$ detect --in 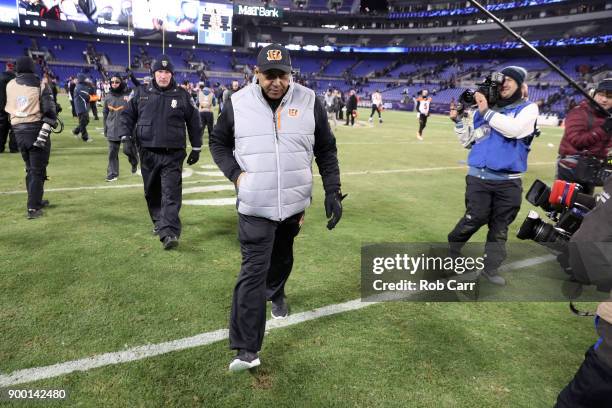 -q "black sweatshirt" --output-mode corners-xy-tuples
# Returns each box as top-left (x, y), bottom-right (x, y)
(209, 91), (341, 194)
